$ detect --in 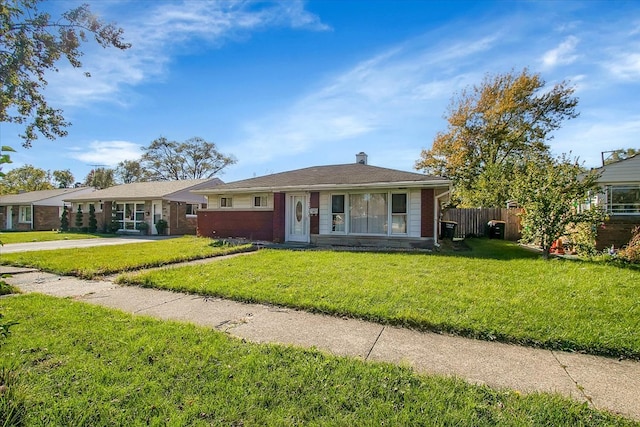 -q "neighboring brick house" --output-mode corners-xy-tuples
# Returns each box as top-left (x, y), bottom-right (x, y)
(0, 187), (95, 231)
(590, 155), (640, 250)
(194, 153), (452, 248)
(64, 179), (222, 235)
